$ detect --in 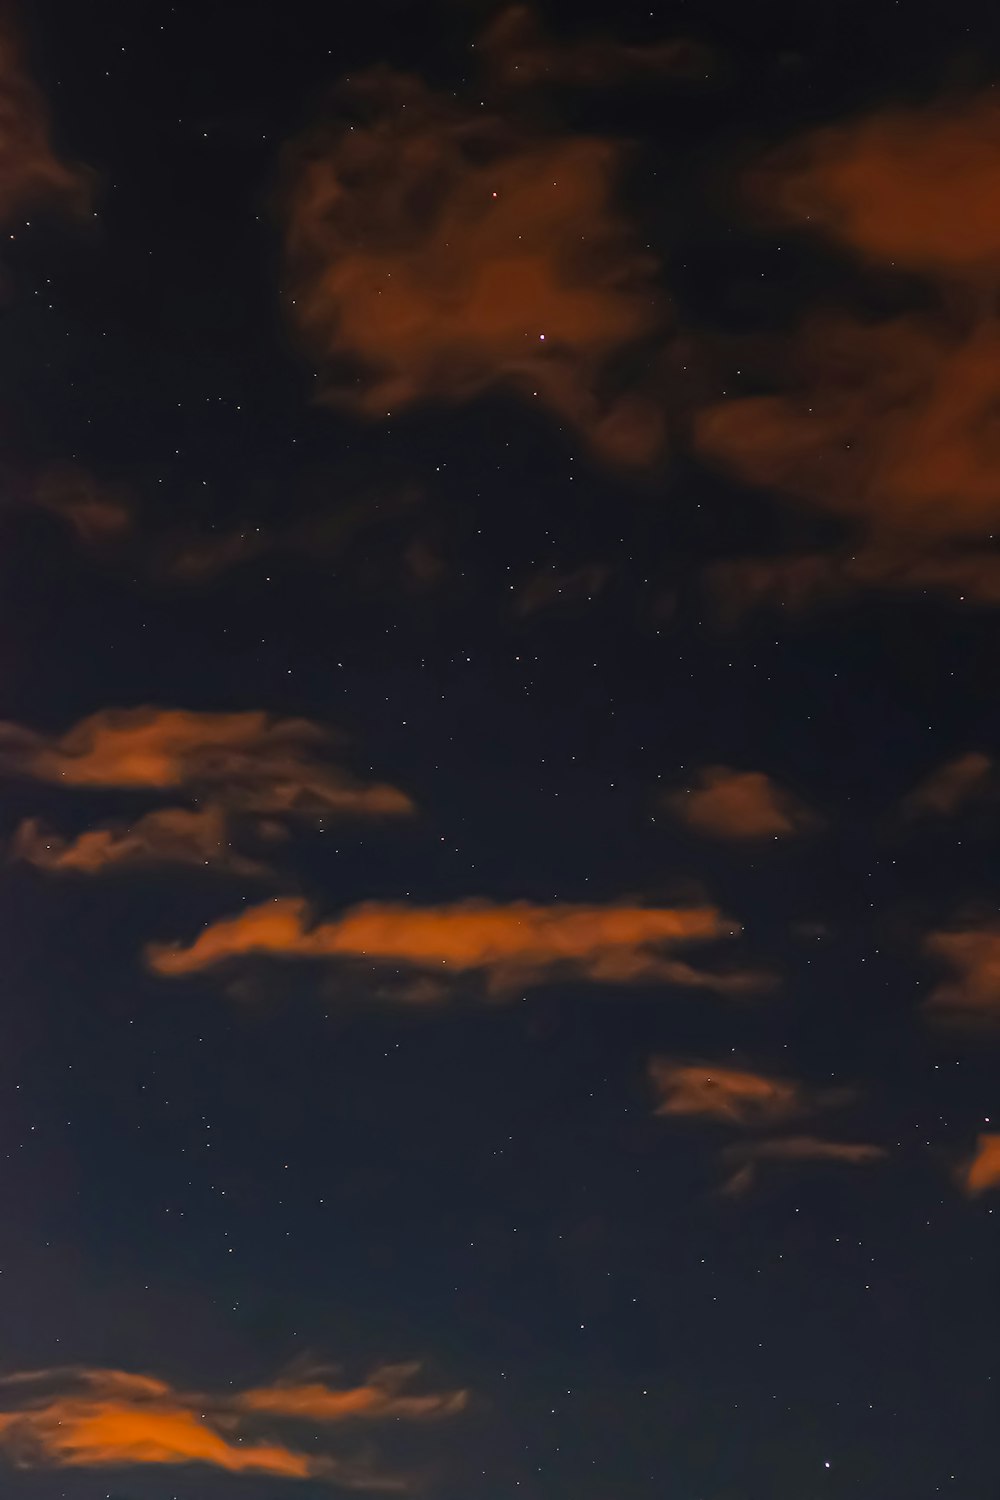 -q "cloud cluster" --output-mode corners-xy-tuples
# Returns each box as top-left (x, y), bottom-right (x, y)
(2, 707), (412, 877)
(281, 66), (667, 467)
(145, 894), (758, 995)
(0, 1362), (465, 1486)
(665, 766), (814, 840)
